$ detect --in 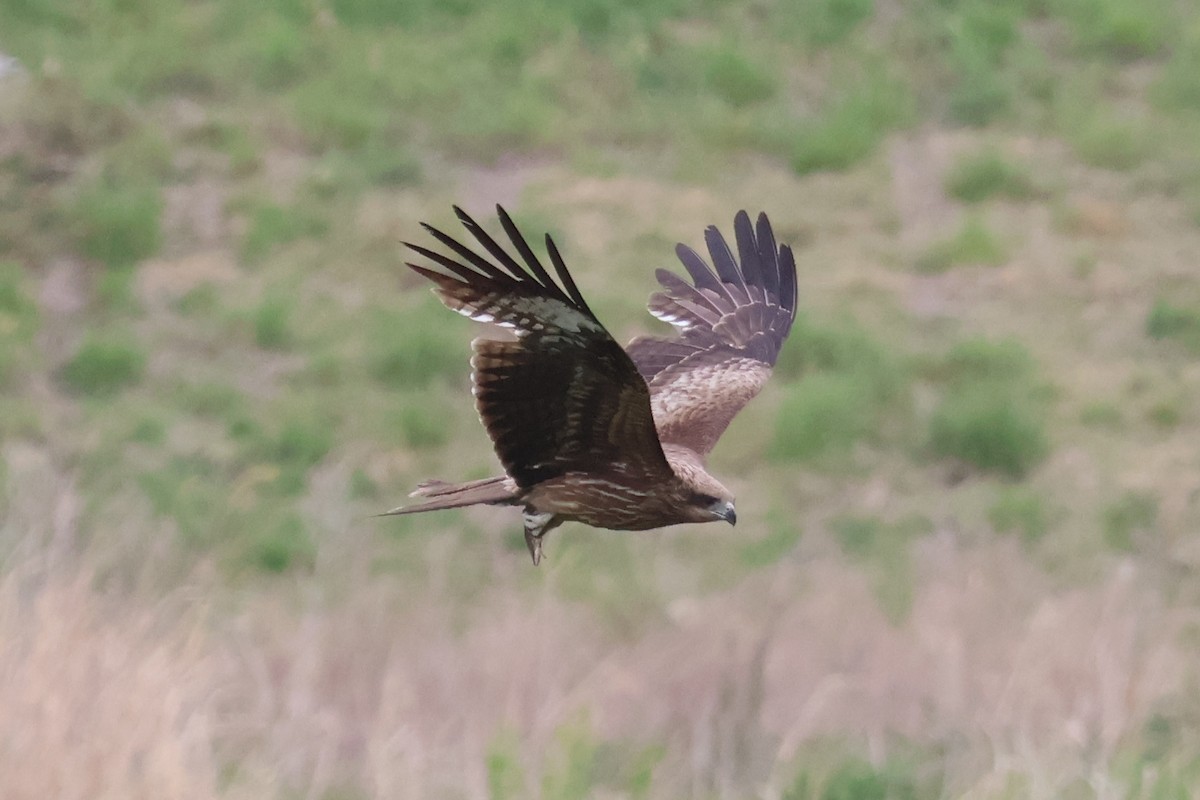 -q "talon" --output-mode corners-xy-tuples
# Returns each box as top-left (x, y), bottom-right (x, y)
(525, 529), (543, 566)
